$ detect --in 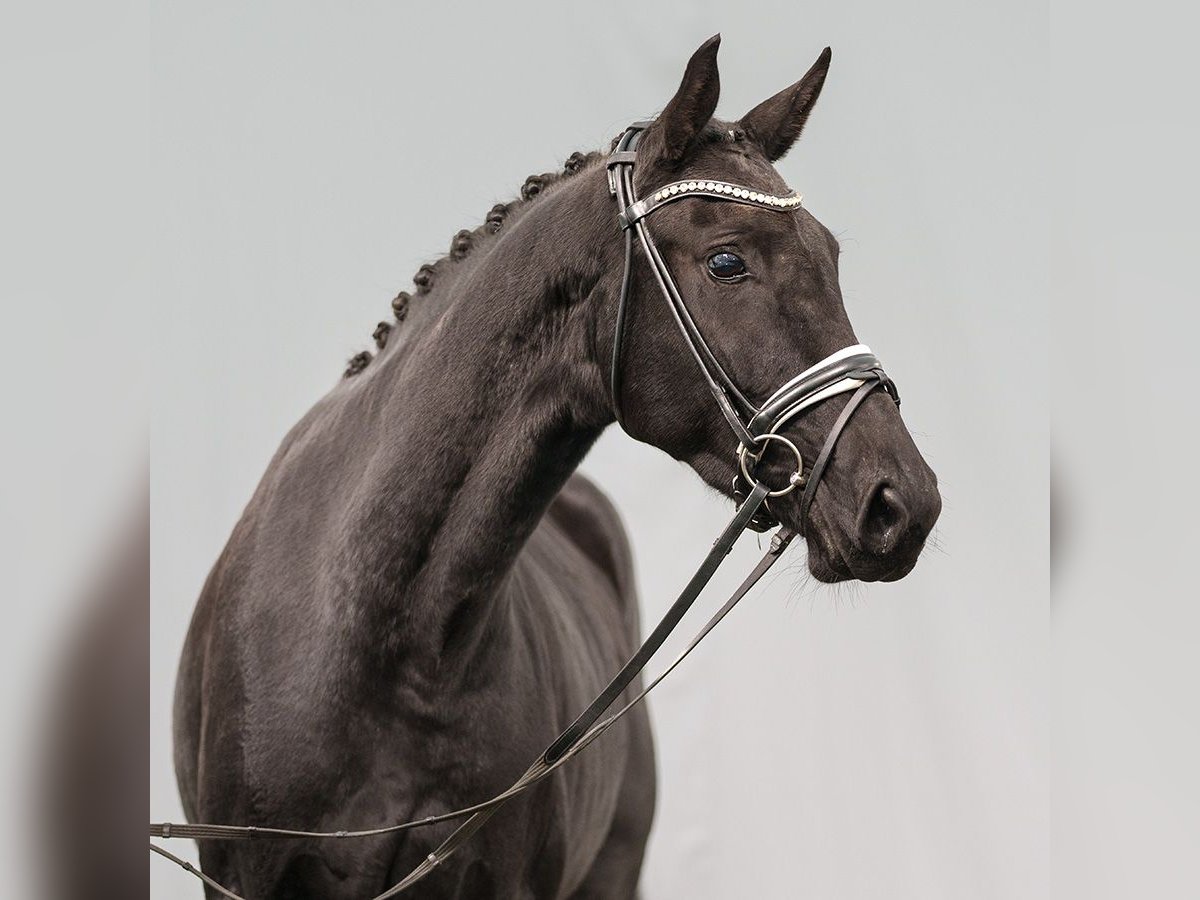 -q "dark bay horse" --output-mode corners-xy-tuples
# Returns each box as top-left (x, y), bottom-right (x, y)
(173, 36), (940, 899)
